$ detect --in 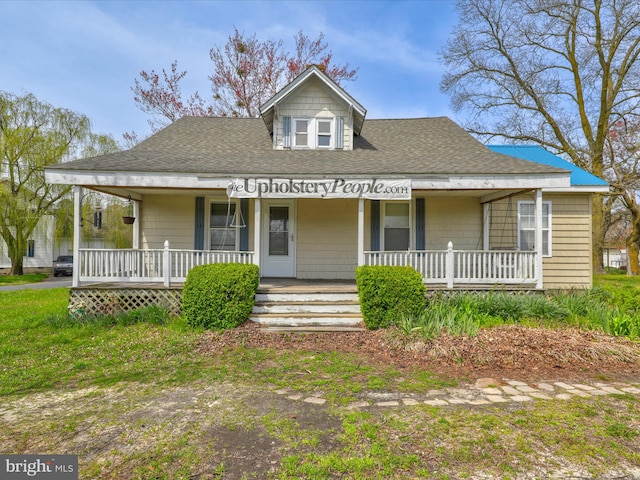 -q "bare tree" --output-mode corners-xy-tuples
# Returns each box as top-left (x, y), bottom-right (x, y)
(605, 118), (640, 273)
(441, 0), (640, 272)
(130, 29), (357, 135)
